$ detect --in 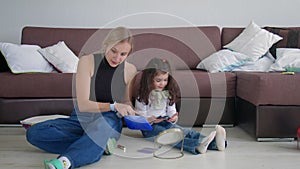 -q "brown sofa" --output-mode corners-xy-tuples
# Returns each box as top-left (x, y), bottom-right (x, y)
(1, 26), (299, 141)
(222, 27), (300, 140)
(0, 26), (236, 128)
